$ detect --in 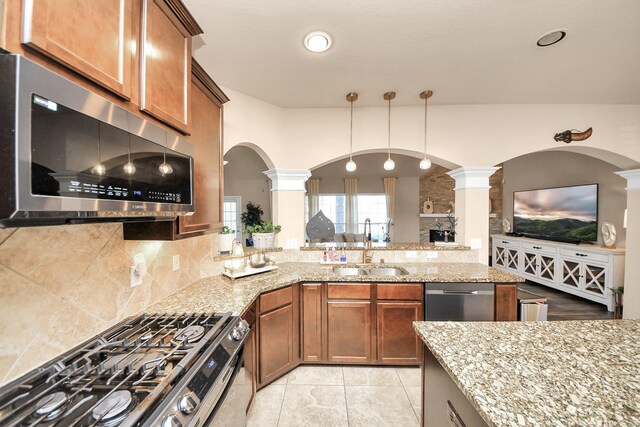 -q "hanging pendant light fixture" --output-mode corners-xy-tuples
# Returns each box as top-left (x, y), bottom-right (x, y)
(383, 91), (396, 171)
(159, 134), (174, 176)
(419, 90), (433, 170)
(91, 122), (106, 176)
(345, 92), (358, 172)
(123, 134), (136, 176)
